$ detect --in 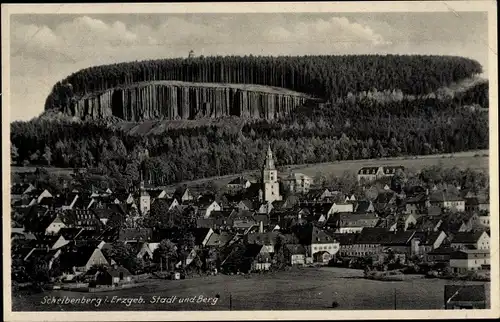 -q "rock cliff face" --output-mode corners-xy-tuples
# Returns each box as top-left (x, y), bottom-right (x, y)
(68, 81), (310, 121)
